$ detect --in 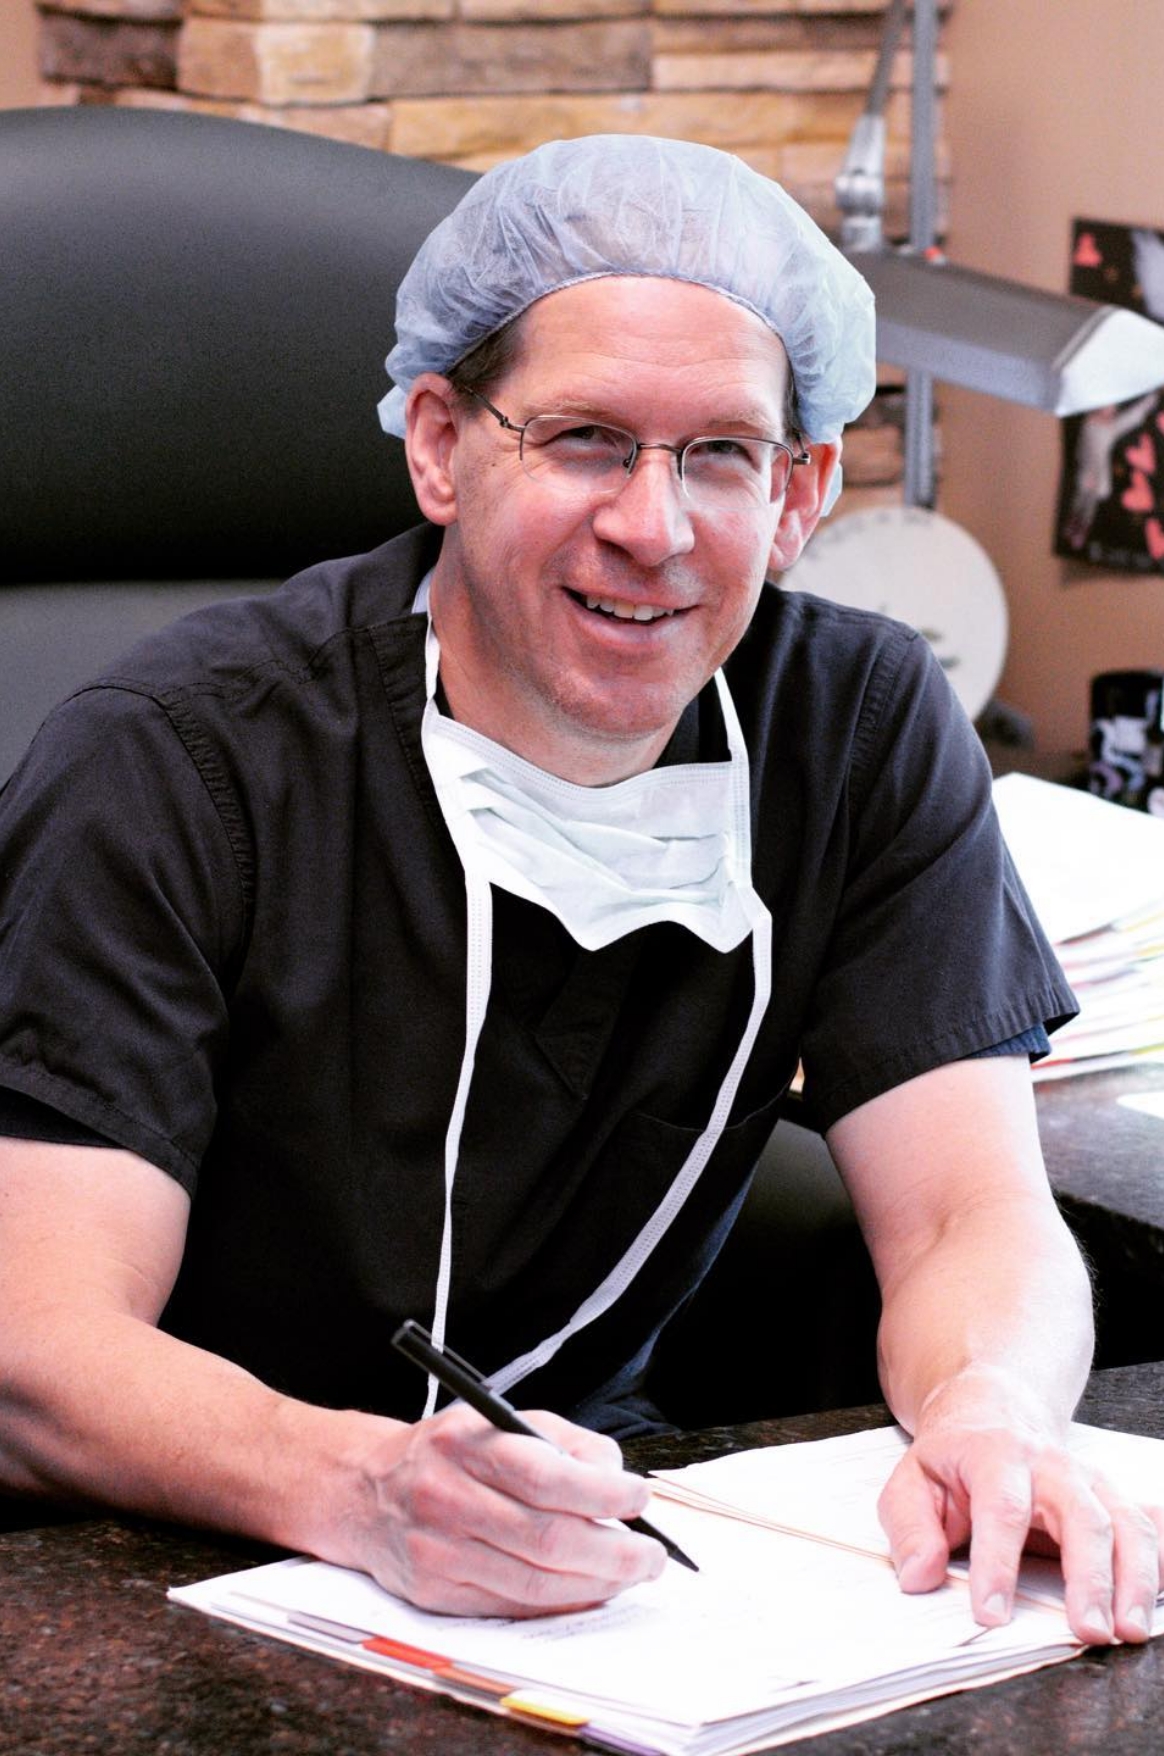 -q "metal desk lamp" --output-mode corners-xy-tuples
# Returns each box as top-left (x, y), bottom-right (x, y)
(788, 0), (1164, 726)
(838, 0), (1164, 507)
